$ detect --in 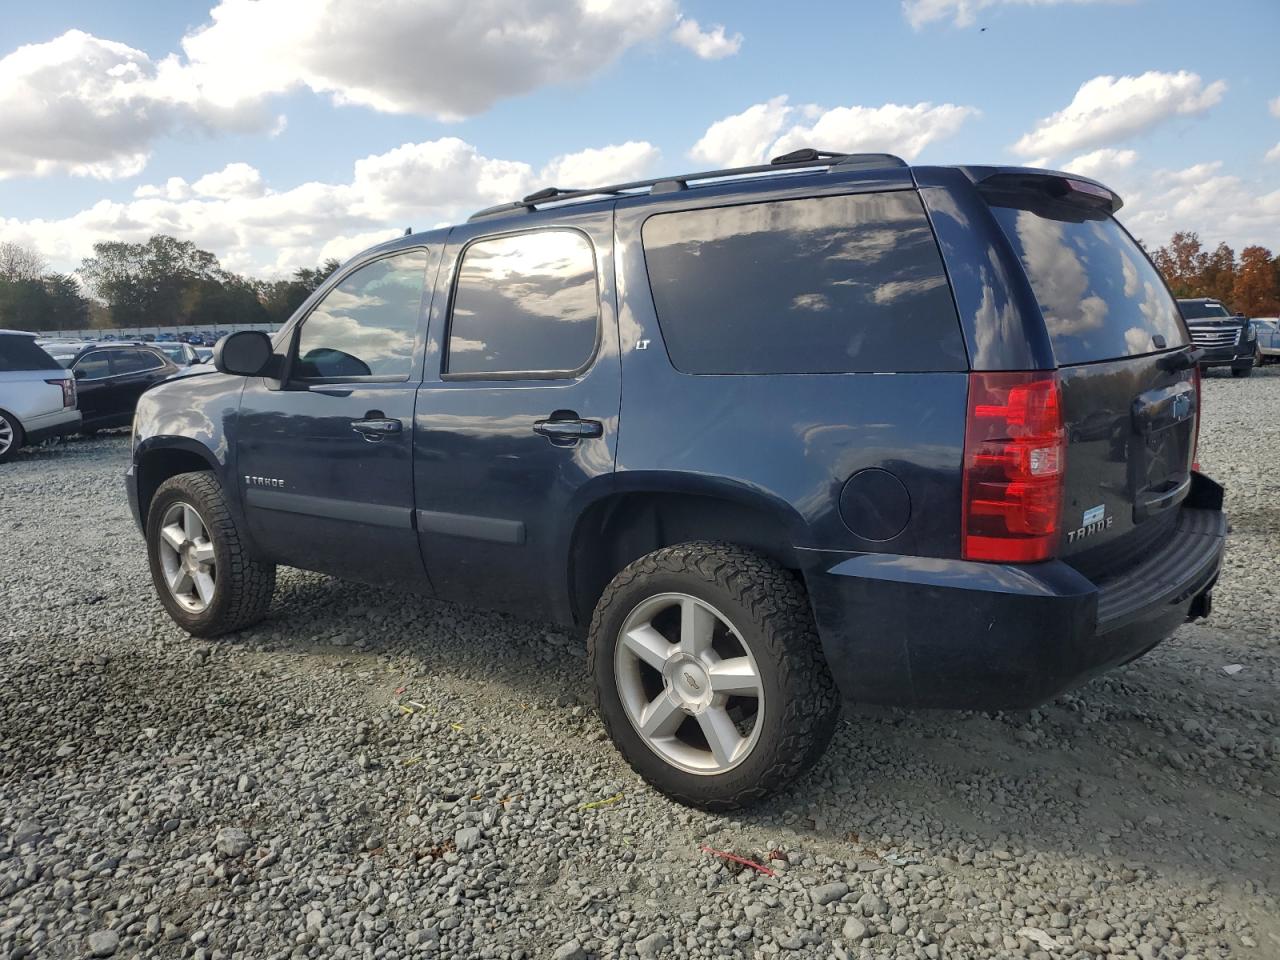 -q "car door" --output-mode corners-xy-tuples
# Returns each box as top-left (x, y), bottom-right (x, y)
(70, 350), (115, 425)
(109, 348), (171, 420)
(414, 210), (621, 623)
(235, 245), (436, 590)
